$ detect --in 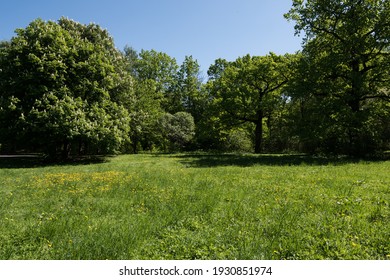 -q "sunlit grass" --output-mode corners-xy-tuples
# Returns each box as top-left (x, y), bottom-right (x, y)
(0, 154), (389, 259)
